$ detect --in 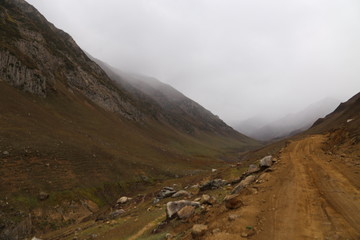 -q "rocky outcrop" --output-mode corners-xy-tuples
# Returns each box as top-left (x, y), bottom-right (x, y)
(231, 175), (256, 194)
(166, 200), (200, 219)
(157, 187), (176, 200)
(1, 1), (143, 120)
(200, 179), (227, 191)
(259, 155), (273, 168)
(0, 50), (47, 96)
